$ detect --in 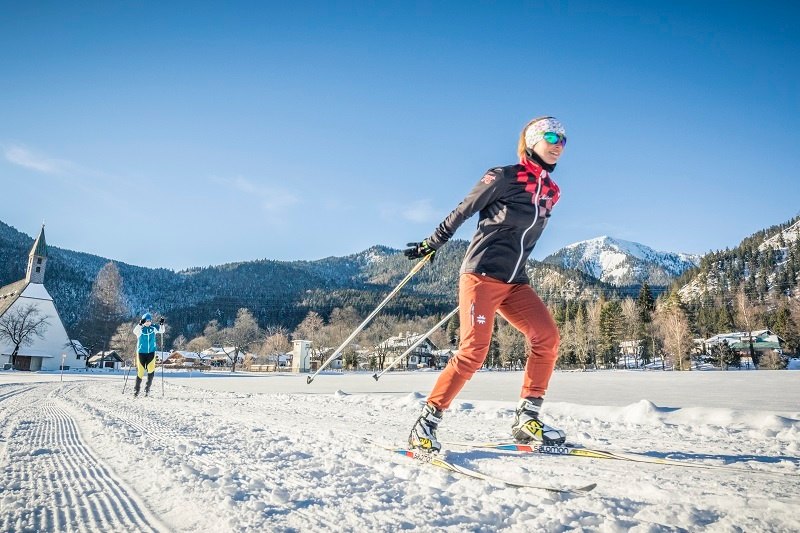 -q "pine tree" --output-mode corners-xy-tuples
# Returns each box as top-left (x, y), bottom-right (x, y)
(446, 312), (460, 347)
(637, 283), (655, 324)
(598, 300), (622, 368)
